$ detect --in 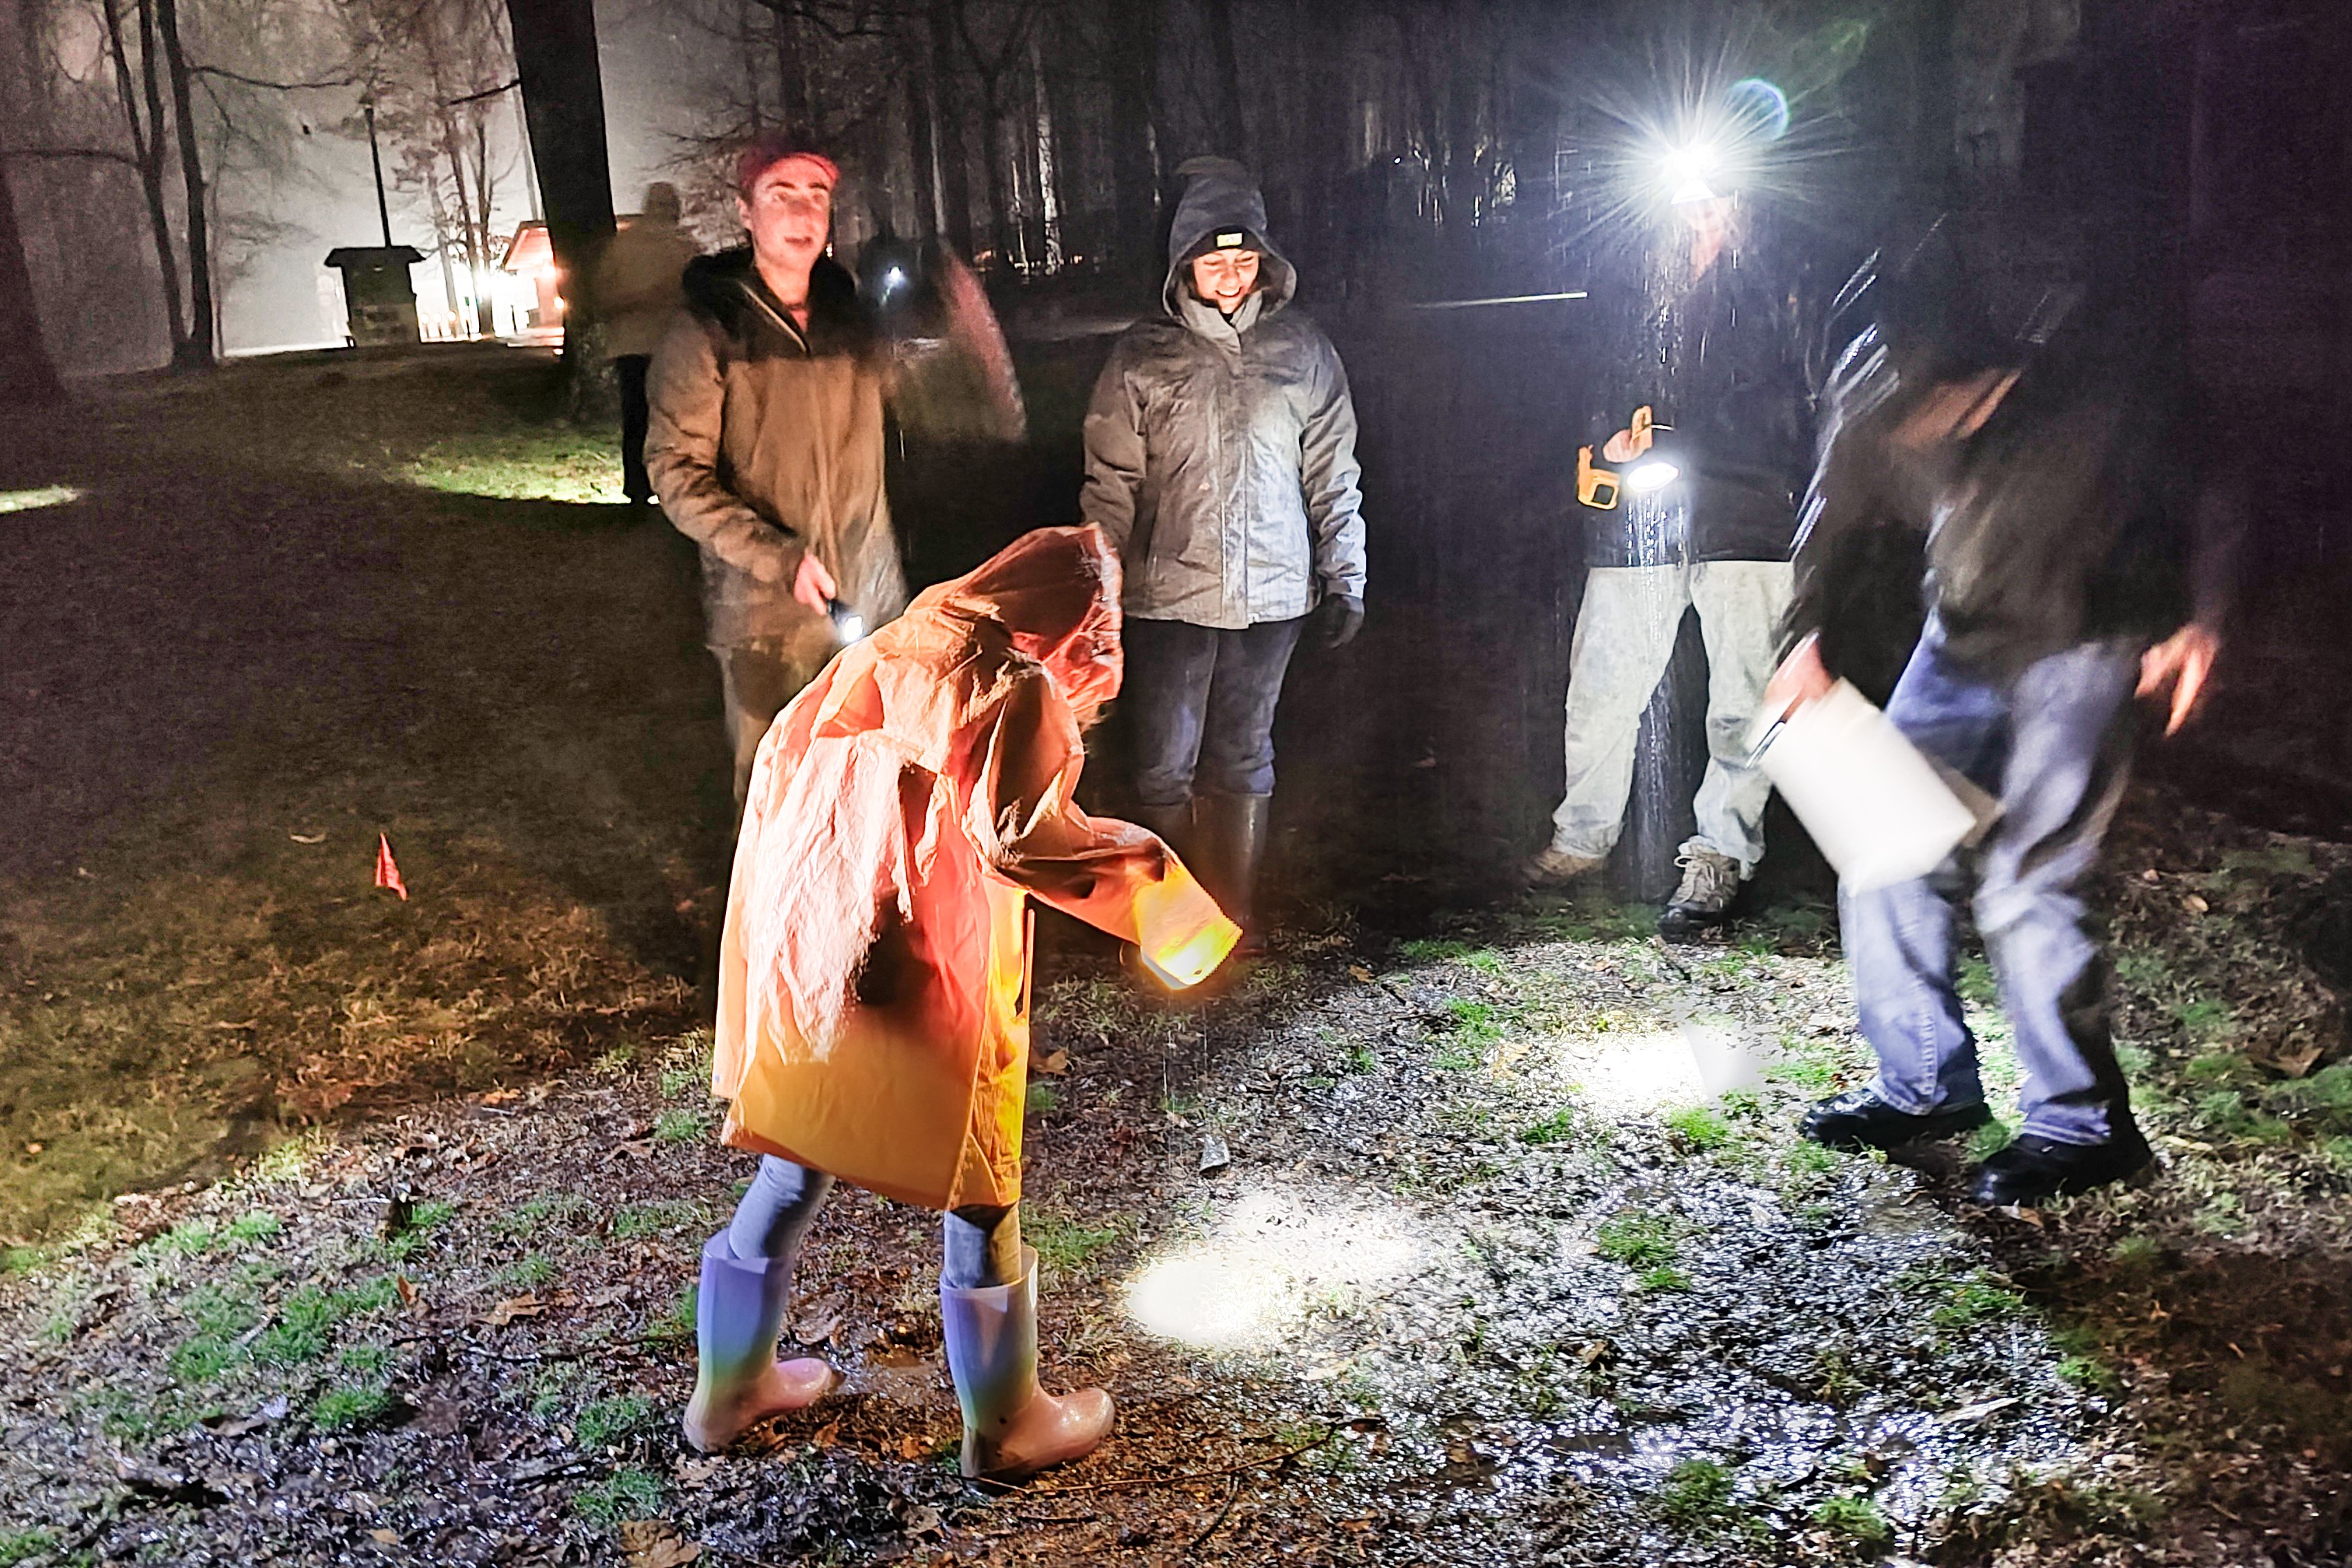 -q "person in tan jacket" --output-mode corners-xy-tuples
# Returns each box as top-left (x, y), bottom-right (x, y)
(646, 138), (1021, 803)
(683, 525), (1237, 1479)
(595, 182), (699, 505)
